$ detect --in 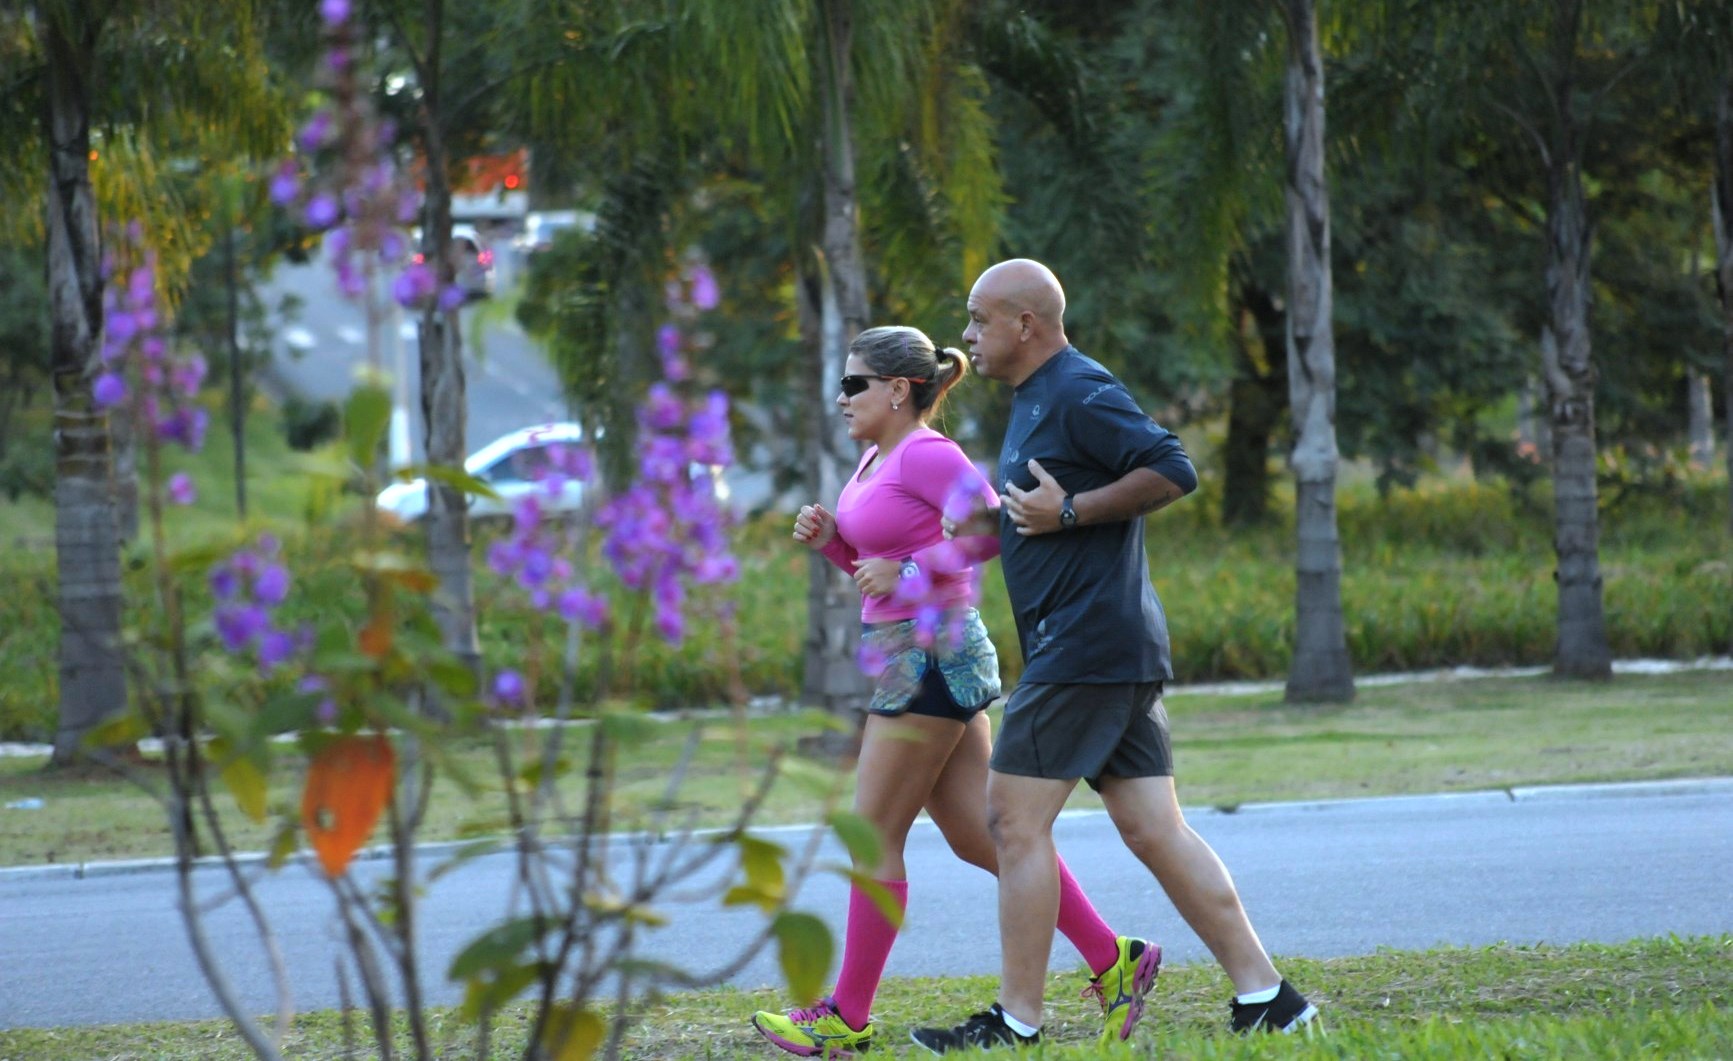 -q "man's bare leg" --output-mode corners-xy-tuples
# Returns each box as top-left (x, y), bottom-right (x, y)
(1098, 774), (1280, 993)
(985, 771), (1078, 1026)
